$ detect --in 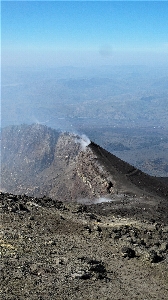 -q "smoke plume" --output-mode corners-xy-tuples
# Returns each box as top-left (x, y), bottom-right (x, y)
(75, 134), (91, 151)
